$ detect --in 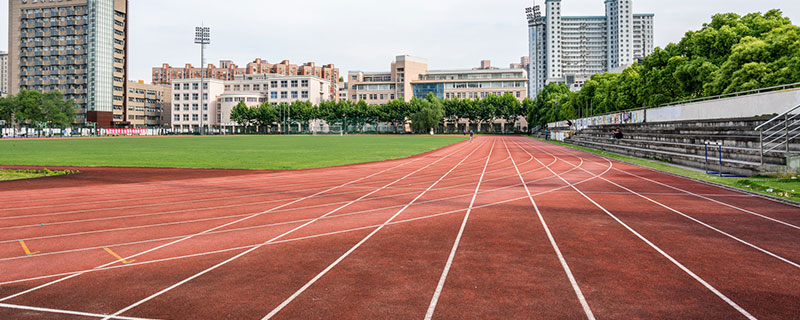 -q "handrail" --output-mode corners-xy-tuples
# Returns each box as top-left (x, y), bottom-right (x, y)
(755, 104), (800, 131)
(658, 82), (800, 108)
